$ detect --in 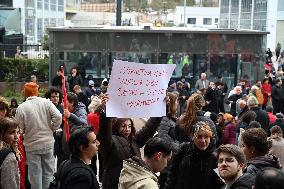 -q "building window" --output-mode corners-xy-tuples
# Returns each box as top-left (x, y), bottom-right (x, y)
(203, 18), (212, 25)
(37, 0), (42, 9)
(50, 18), (56, 27)
(187, 18), (196, 24)
(215, 18), (218, 23)
(25, 18), (35, 36)
(50, 0), (56, 11)
(44, 18), (49, 29)
(37, 18), (43, 42)
(25, 0), (35, 7)
(44, 0), (49, 11)
(57, 18), (64, 26)
(58, 0), (64, 11)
